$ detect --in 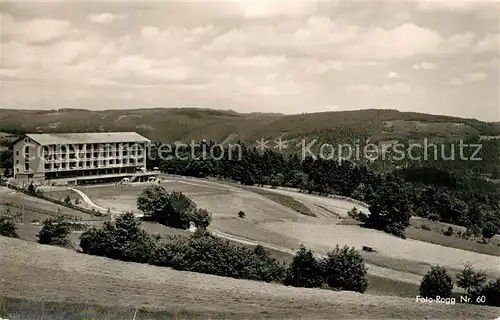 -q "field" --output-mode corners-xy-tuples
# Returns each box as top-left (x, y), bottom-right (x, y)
(2, 236), (499, 320)
(43, 178), (500, 280)
(2, 177), (500, 317)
